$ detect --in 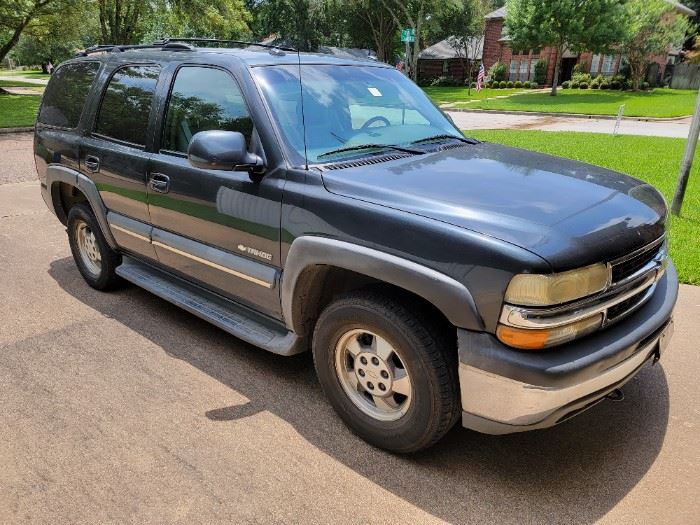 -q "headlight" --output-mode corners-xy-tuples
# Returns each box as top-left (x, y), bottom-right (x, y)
(497, 314), (603, 350)
(504, 263), (610, 306)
